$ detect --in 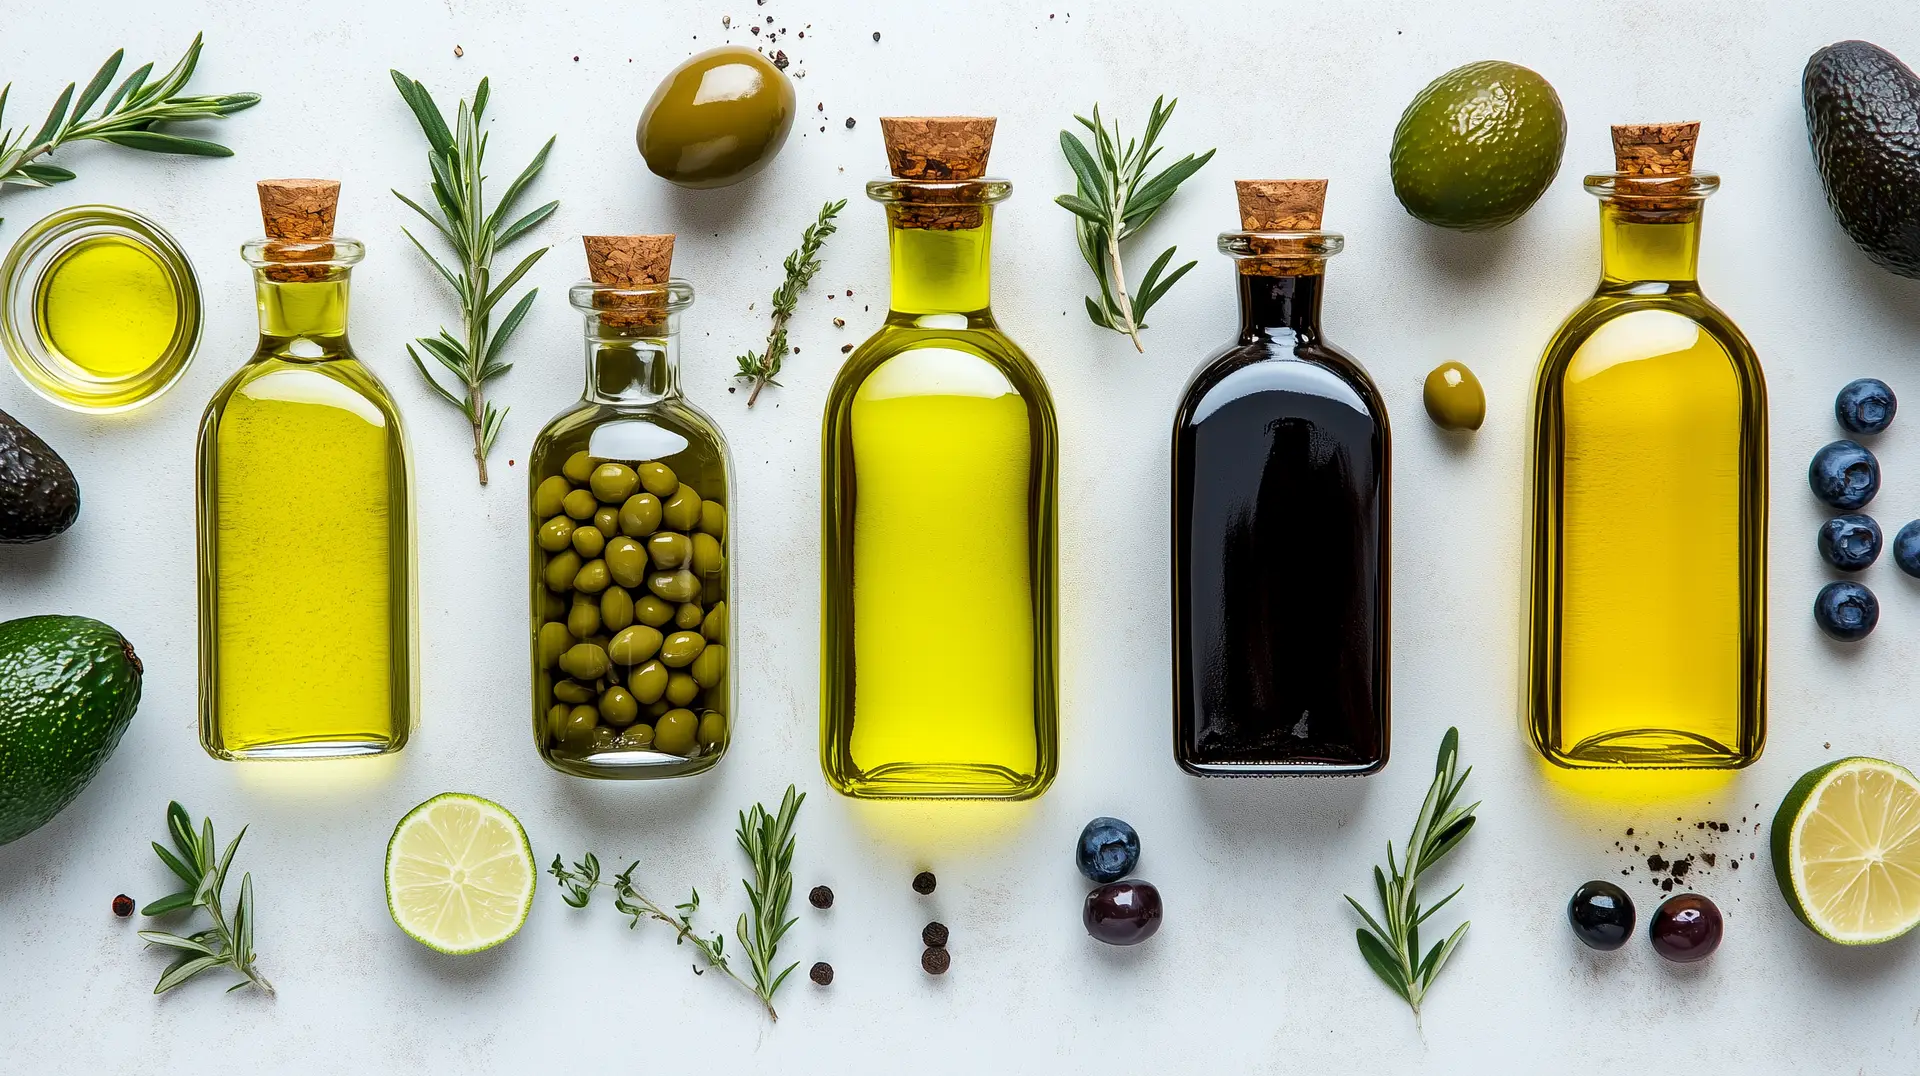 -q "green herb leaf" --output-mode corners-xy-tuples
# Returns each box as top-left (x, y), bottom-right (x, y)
(736, 201), (844, 407)
(141, 802), (273, 998)
(72, 51), (124, 120)
(139, 891), (196, 917)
